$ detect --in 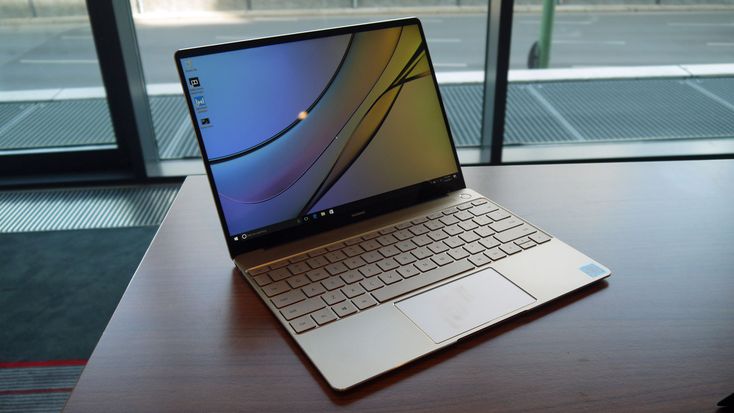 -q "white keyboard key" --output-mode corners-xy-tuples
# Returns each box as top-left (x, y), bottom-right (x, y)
(290, 315), (316, 333)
